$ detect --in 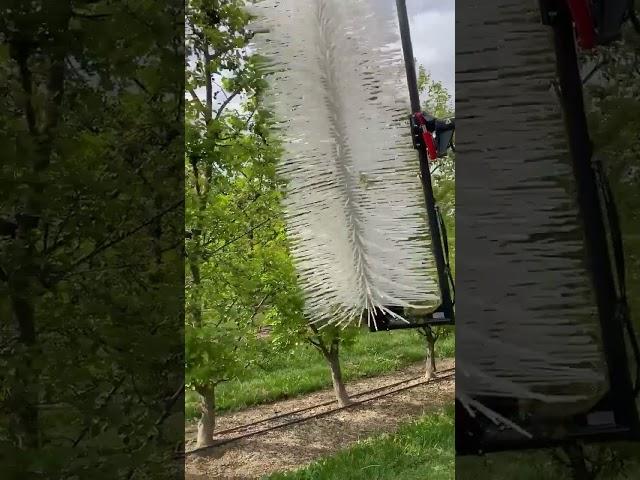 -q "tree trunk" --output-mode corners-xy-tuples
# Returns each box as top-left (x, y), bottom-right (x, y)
(425, 337), (436, 381)
(563, 443), (595, 480)
(195, 387), (216, 448)
(324, 341), (351, 407)
(7, 38), (68, 451)
(12, 277), (40, 449)
(423, 327), (437, 381)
